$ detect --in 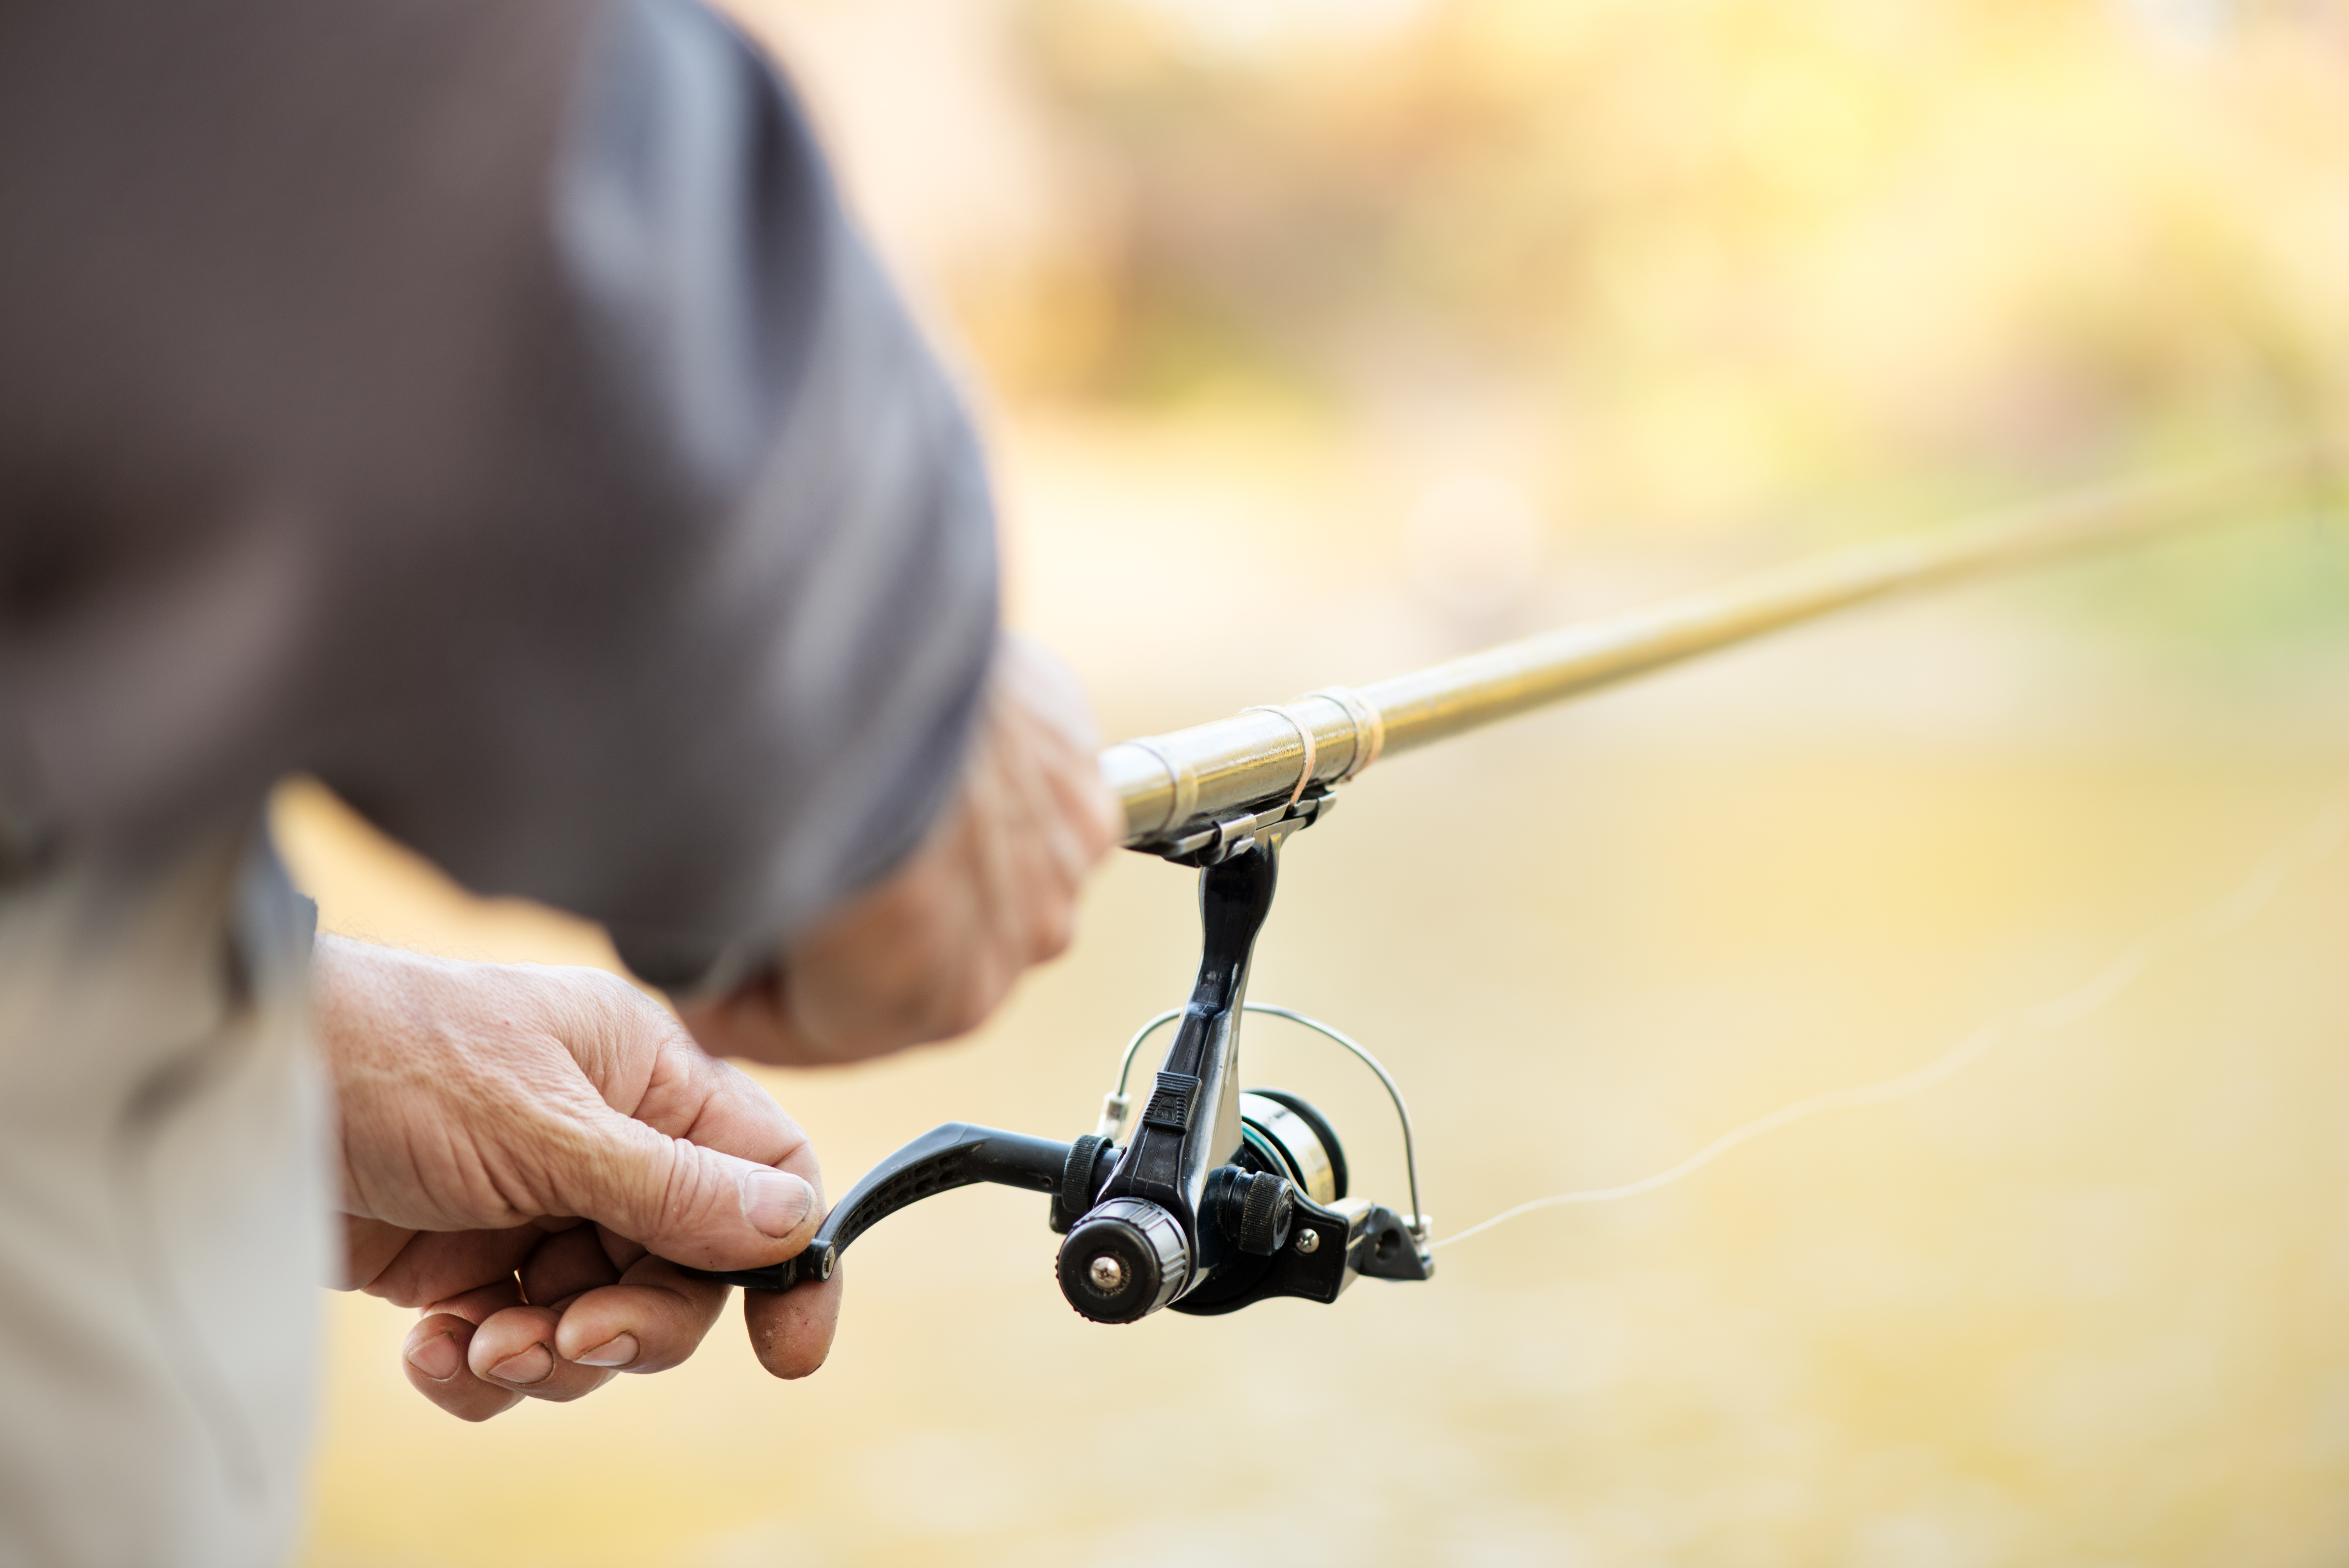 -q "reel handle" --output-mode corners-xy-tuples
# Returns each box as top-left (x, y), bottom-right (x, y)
(681, 1114), (1429, 1309)
(685, 1123), (1088, 1292)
